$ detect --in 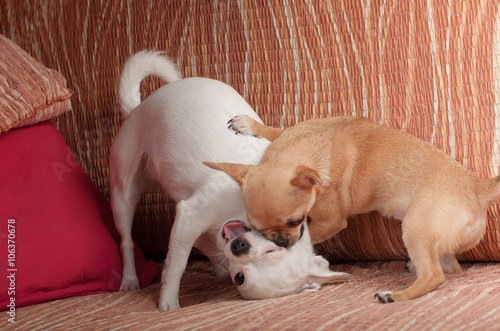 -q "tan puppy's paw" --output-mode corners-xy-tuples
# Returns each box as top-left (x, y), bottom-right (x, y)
(228, 115), (256, 136)
(374, 291), (395, 304)
(228, 114), (284, 141)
